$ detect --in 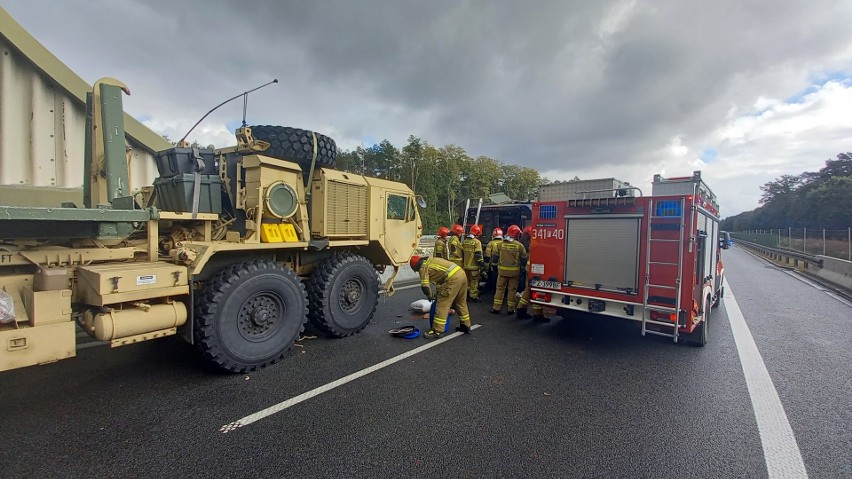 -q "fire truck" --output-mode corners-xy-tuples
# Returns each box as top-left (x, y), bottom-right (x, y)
(528, 171), (724, 345)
